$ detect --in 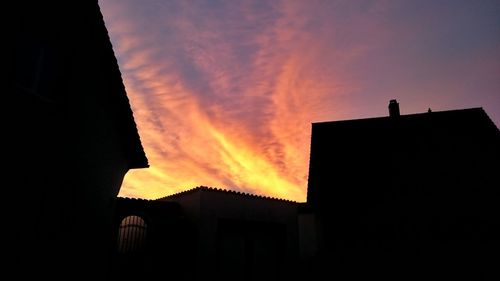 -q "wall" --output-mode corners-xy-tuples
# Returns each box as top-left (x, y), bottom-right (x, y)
(8, 2), (144, 279)
(306, 110), (500, 280)
(165, 189), (300, 281)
